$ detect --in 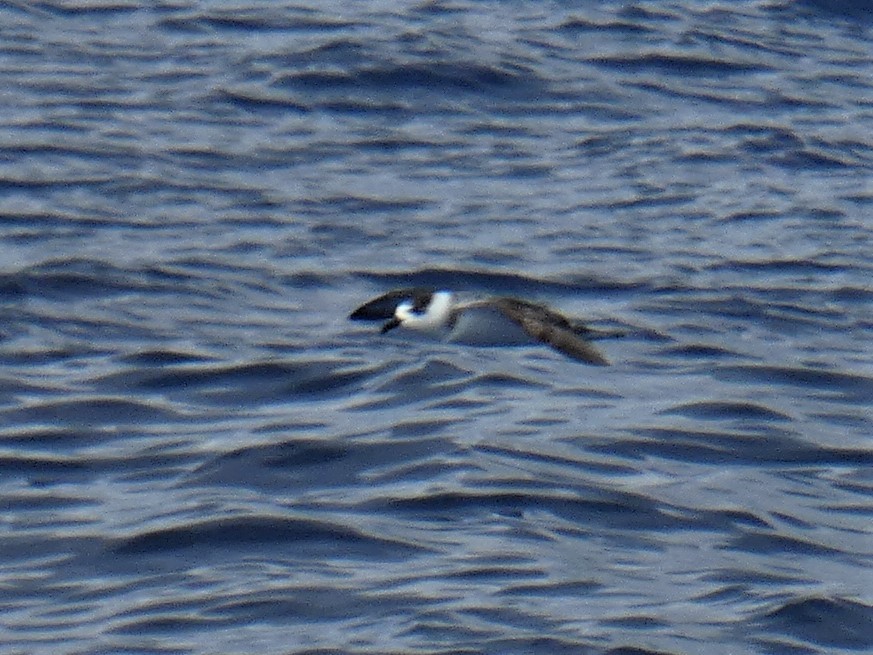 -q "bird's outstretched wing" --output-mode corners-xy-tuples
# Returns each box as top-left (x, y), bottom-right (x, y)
(349, 288), (434, 321)
(492, 297), (610, 366)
